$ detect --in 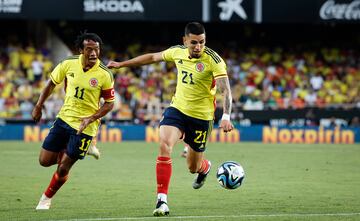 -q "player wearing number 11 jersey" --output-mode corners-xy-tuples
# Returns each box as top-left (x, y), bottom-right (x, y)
(107, 22), (234, 216)
(32, 32), (114, 210)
